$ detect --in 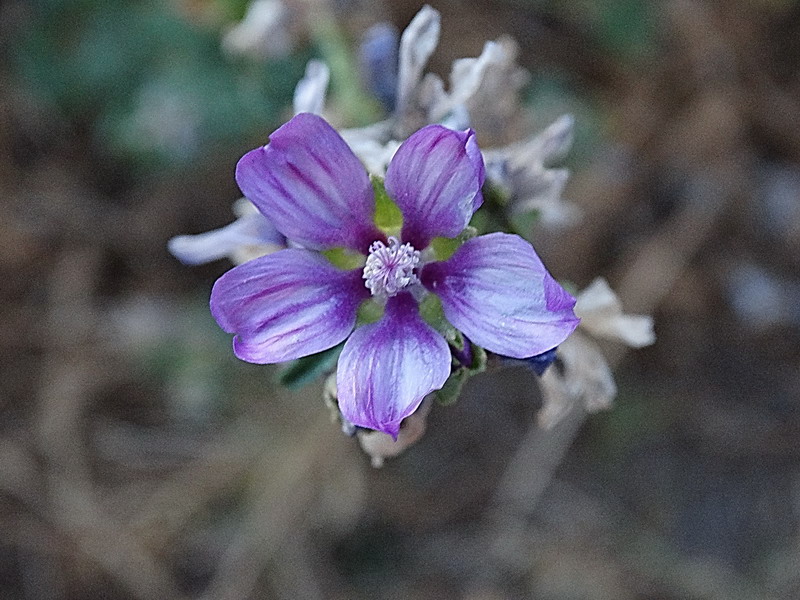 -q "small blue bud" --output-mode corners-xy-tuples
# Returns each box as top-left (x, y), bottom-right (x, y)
(523, 347), (559, 376)
(359, 23), (399, 112)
